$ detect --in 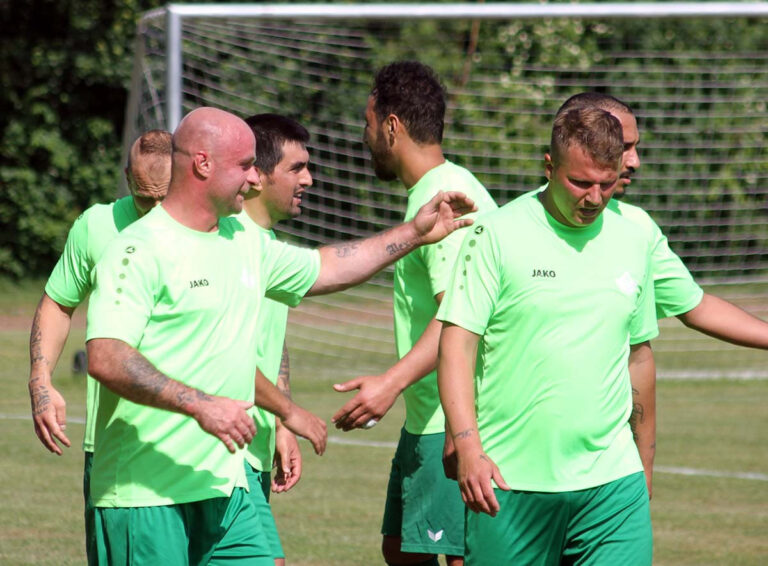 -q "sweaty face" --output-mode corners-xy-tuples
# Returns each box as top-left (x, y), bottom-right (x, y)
(363, 96), (397, 182)
(613, 110), (641, 198)
(544, 144), (620, 227)
(211, 127), (260, 217)
(261, 141), (312, 222)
